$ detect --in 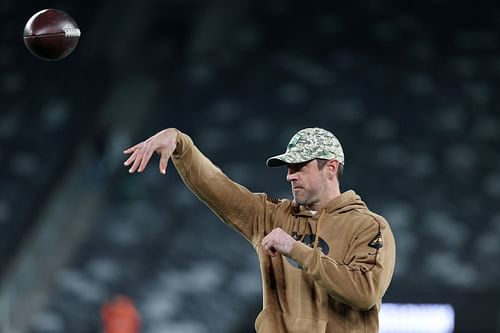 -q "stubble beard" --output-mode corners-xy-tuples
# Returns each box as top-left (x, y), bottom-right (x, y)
(293, 187), (320, 208)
